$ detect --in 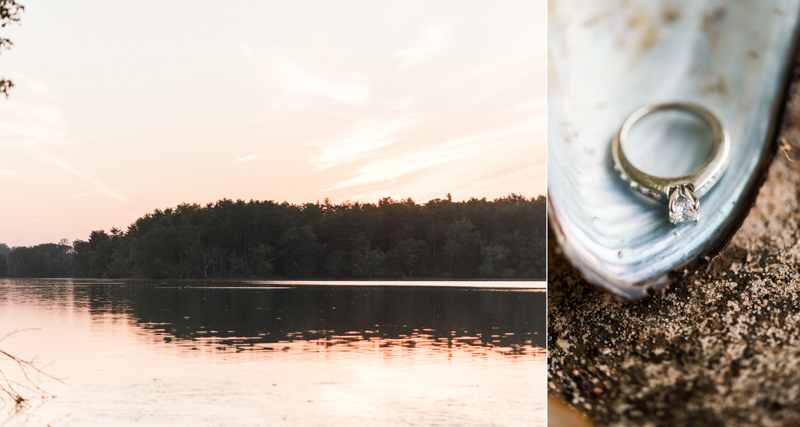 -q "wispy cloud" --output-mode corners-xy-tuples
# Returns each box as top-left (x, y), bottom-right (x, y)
(37, 149), (127, 201)
(439, 54), (543, 102)
(0, 169), (15, 177)
(238, 44), (371, 104)
(504, 95), (547, 113)
(0, 74), (127, 201)
(457, 164), (547, 198)
(393, 24), (451, 70)
(310, 115), (422, 170)
(233, 153), (265, 163)
(326, 119), (542, 191)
